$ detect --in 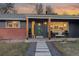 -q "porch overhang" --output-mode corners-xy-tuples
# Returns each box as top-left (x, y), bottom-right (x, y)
(0, 14), (26, 20)
(0, 14), (79, 20)
(28, 15), (79, 20)
(0, 18), (25, 20)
